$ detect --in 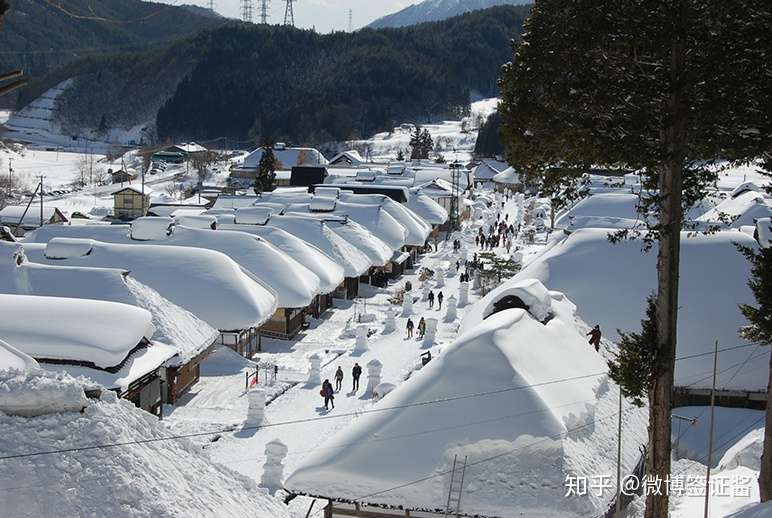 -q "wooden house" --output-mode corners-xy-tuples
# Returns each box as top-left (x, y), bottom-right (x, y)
(112, 185), (152, 220)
